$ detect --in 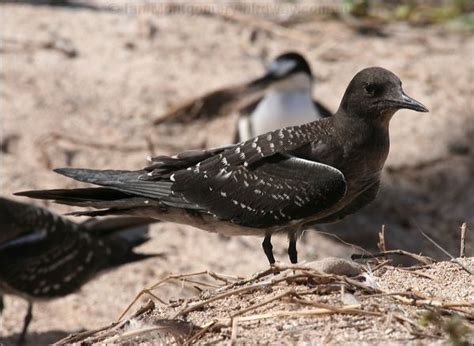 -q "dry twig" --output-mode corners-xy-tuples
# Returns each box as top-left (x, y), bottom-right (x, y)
(378, 225), (387, 252)
(56, 300), (156, 345)
(352, 250), (435, 265)
(62, 256), (474, 345)
(393, 267), (438, 281)
(460, 223), (467, 258)
(118, 271), (241, 321)
(418, 229), (473, 275)
(184, 320), (217, 345)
